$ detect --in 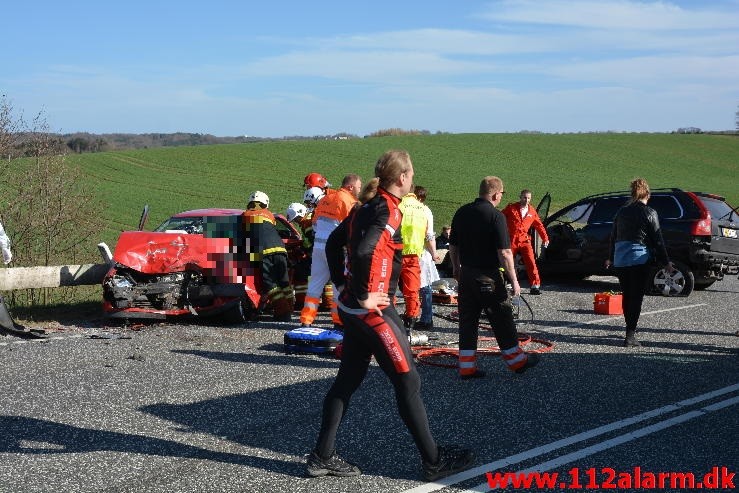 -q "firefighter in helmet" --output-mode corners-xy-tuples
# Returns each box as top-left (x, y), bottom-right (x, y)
(243, 191), (294, 322)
